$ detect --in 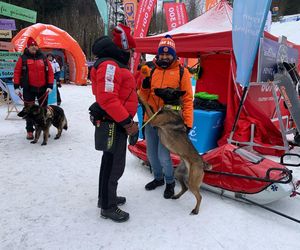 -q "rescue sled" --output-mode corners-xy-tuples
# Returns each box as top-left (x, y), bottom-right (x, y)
(128, 141), (300, 205)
